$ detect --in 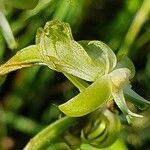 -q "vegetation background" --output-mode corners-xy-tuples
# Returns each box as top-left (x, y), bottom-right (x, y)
(0, 0), (150, 149)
